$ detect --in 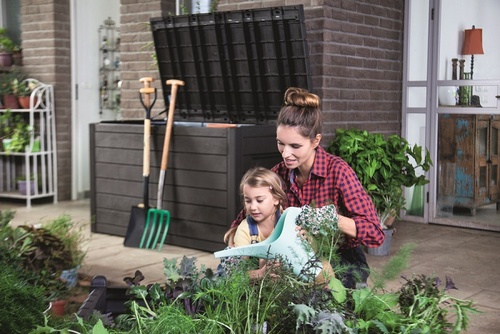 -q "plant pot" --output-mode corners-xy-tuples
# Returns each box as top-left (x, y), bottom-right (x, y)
(367, 228), (394, 256)
(2, 94), (19, 109)
(0, 51), (12, 67)
(31, 138), (41, 152)
(2, 138), (12, 152)
(18, 96), (37, 109)
(60, 266), (80, 288)
(18, 179), (35, 195)
(50, 299), (66, 317)
(11, 50), (22, 66)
